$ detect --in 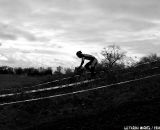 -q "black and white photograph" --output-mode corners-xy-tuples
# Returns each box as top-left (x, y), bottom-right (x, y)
(0, 0), (160, 130)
